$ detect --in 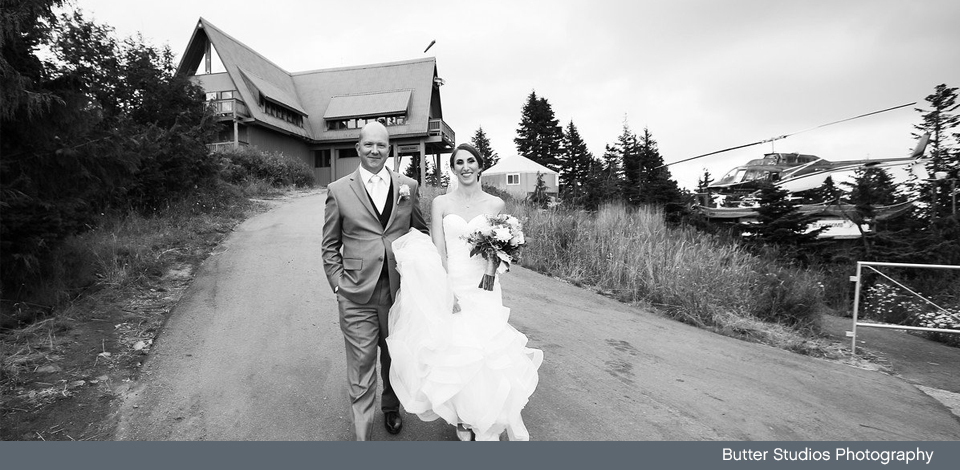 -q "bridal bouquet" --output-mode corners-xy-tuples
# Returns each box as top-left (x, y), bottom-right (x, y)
(462, 214), (526, 291)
